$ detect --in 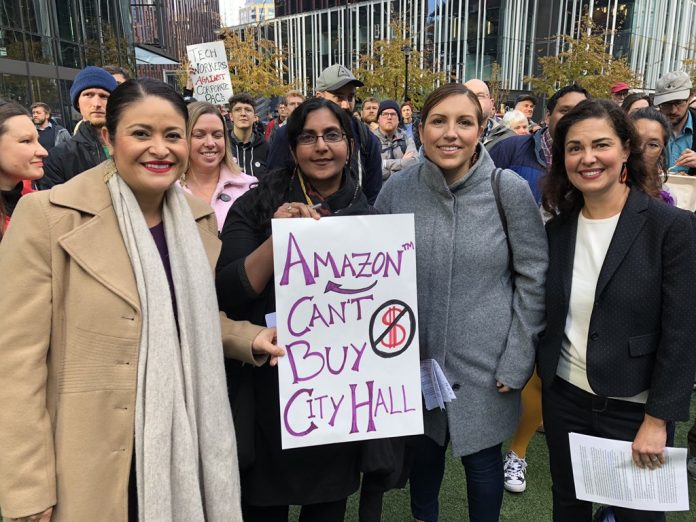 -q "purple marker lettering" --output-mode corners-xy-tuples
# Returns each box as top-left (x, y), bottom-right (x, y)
(314, 395), (328, 419)
(349, 381), (377, 434)
(287, 295), (313, 337)
(351, 252), (372, 278)
(324, 345), (349, 375)
(283, 388), (318, 437)
(312, 251), (340, 279)
(340, 255), (357, 278)
(383, 249), (404, 277)
(374, 387), (388, 416)
(371, 252), (386, 275)
(350, 343), (367, 372)
(388, 385), (403, 414)
(328, 395), (344, 427)
(402, 384), (416, 412)
(279, 232), (316, 286)
(350, 294), (374, 320)
(306, 395), (315, 419)
(286, 340), (325, 384)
